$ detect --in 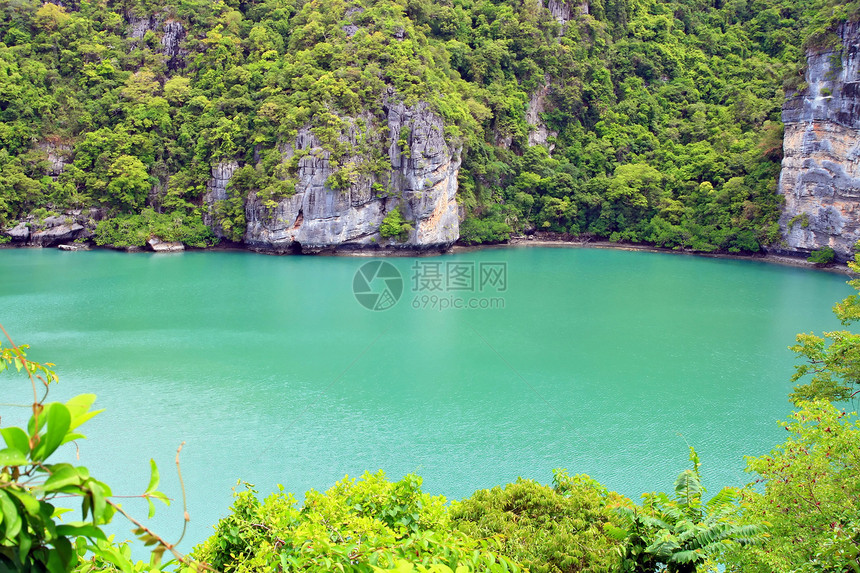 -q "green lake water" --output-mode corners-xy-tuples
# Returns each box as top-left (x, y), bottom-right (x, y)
(0, 247), (853, 554)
